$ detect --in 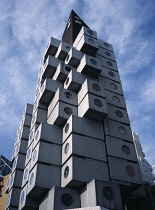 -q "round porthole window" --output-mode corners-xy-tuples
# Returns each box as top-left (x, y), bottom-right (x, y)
(31, 115), (35, 125)
(41, 84), (45, 93)
(27, 148), (31, 159)
(90, 58), (97, 65)
(103, 186), (115, 201)
(15, 145), (19, 153)
(24, 168), (28, 179)
(29, 131), (33, 141)
(32, 150), (37, 161)
(61, 193), (73, 206)
(64, 166), (69, 178)
(122, 145), (130, 155)
(126, 166), (135, 177)
(94, 99), (103, 107)
(66, 54), (70, 61)
(30, 173), (34, 185)
(65, 46), (71, 51)
(108, 71), (115, 77)
(113, 96), (120, 103)
(106, 61), (113, 67)
(13, 160), (16, 169)
(64, 92), (72, 99)
(65, 123), (69, 133)
(110, 83), (117, 89)
(20, 191), (25, 204)
(87, 29), (94, 35)
(64, 143), (69, 154)
(18, 131), (21, 139)
(7, 194), (10, 204)
(34, 102), (37, 110)
(7, 178), (10, 187)
(35, 130), (39, 141)
(65, 77), (70, 85)
(104, 42), (109, 48)
(115, 110), (123, 118)
(64, 107), (72, 115)
(65, 66), (71, 72)
(88, 38), (95, 44)
(10, 176), (13, 185)
(118, 126), (127, 135)
(92, 83), (101, 91)
(105, 51), (111, 56)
